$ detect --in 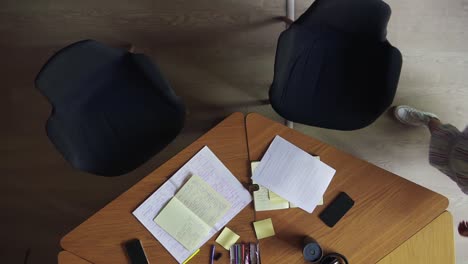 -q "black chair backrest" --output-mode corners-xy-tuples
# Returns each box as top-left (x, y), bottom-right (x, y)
(295, 0), (392, 41)
(36, 40), (185, 176)
(270, 0), (402, 130)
